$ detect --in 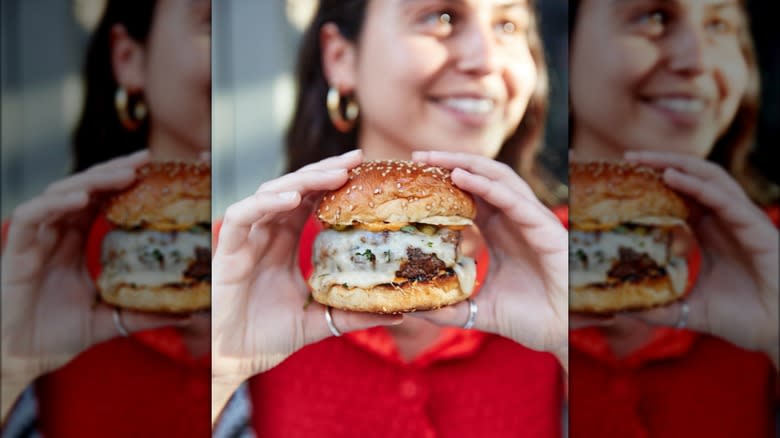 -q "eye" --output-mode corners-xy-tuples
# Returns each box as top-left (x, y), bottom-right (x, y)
(422, 11), (455, 27)
(638, 10), (666, 26)
(635, 9), (668, 36)
(495, 20), (519, 35)
(706, 16), (736, 35)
